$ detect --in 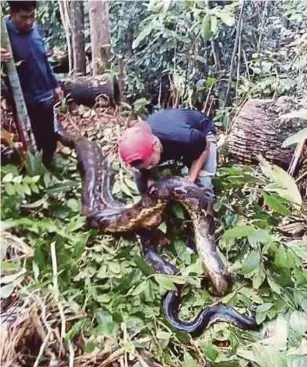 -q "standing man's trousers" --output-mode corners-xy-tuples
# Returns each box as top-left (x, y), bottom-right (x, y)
(27, 97), (57, 168)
